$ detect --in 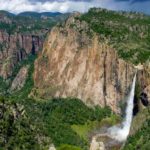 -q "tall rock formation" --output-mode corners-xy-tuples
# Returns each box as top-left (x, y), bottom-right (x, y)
(0, 31), (43, 79)
(33, 15), (140, 112)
